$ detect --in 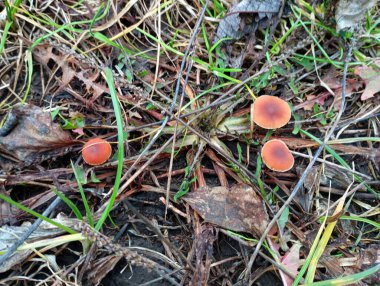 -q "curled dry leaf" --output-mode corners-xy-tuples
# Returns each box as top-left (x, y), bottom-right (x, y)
(0, 104), (72, 170)
(320, 71), (362, 109)
(183, 184), (269, 236)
